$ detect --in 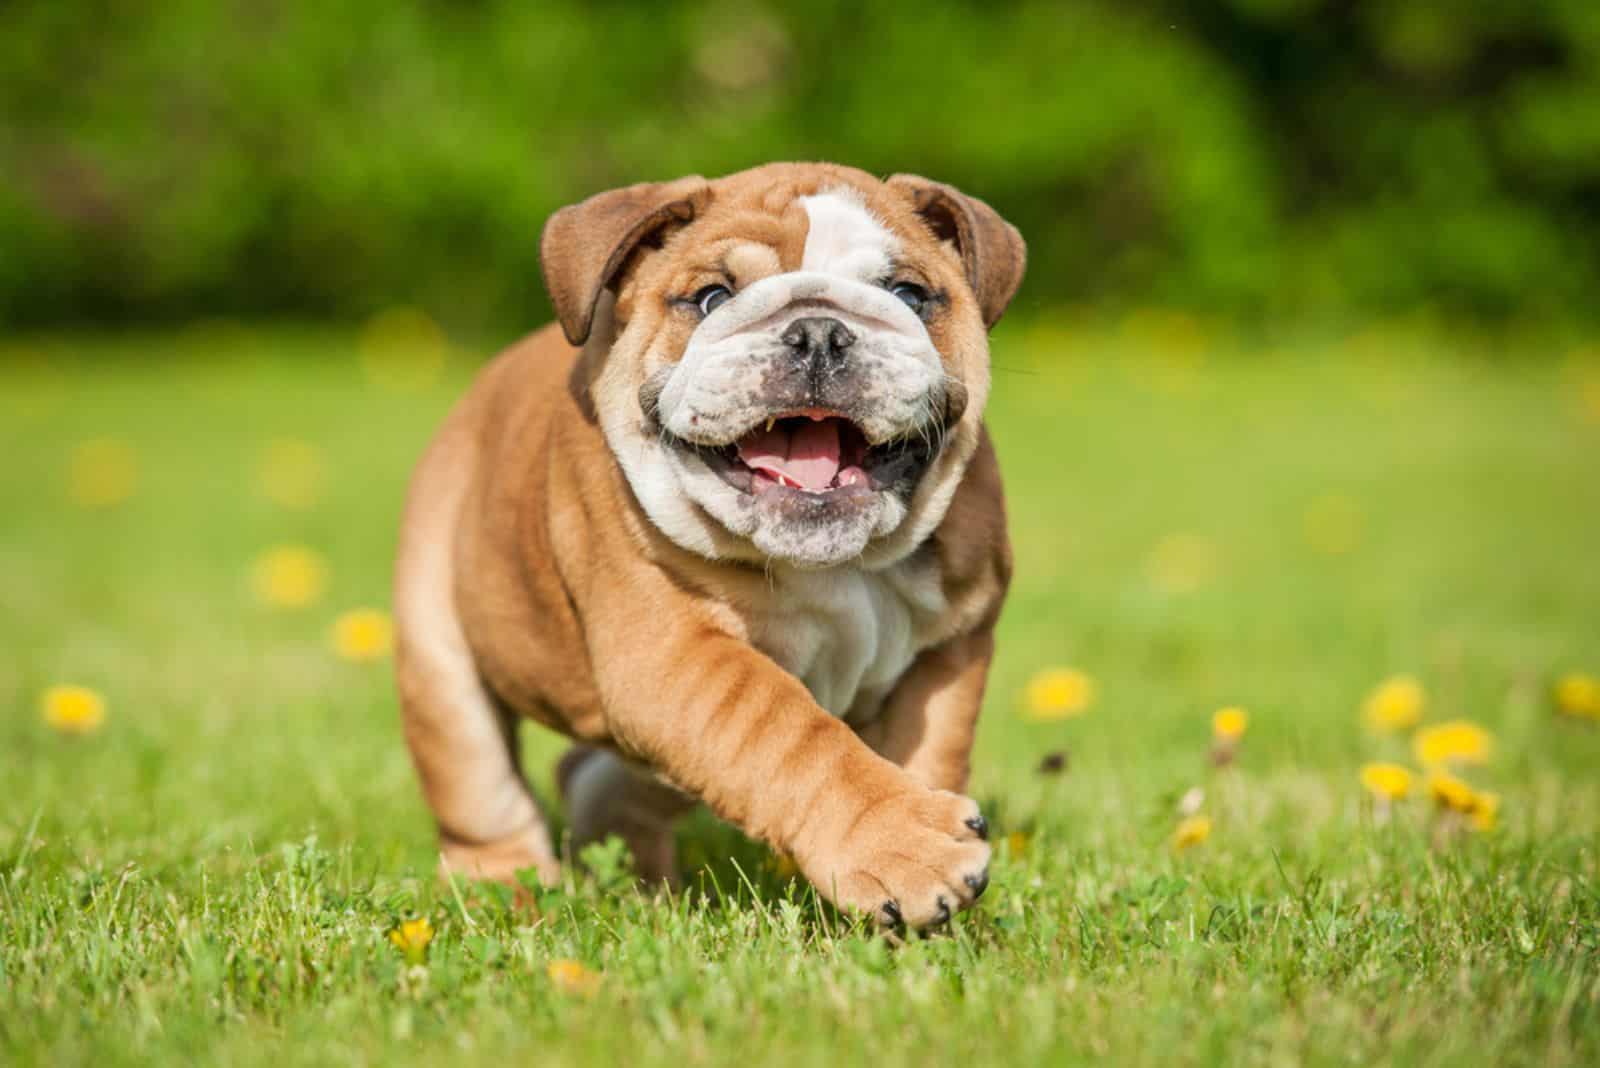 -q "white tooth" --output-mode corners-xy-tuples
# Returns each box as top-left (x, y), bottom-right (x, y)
(765, 417), (775, 432)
